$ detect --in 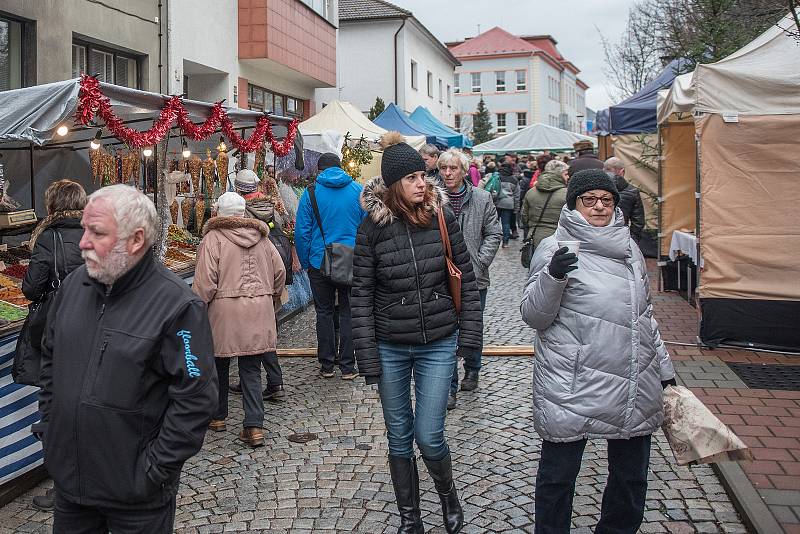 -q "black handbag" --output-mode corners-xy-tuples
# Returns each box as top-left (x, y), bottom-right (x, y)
(308, 184), (354, 286)
(13, 231), (65, 386)
(521, 191), (556, 269)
